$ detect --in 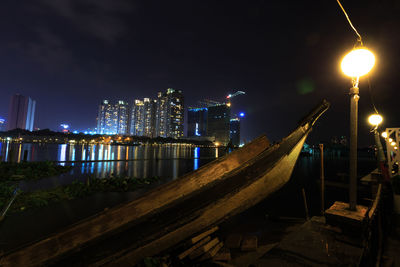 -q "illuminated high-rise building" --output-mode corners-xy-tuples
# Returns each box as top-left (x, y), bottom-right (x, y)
(97, 100), (115, 135)
(97, 100), (129, 135)
(130, 100), (145, 136)
(143, 98), (157, 137)
(207, 103), (231, 145)
(168, 89), (184, 138)
(187, 107), (208, 137)
(156, 88), (184, 138)
(129, 98), (157, 137)
(116, 100), (129, 134)
(155, 92), (167, 137)
(7, 94), (36, 131)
